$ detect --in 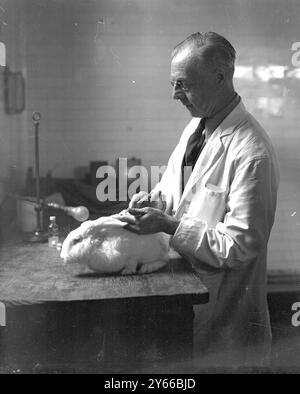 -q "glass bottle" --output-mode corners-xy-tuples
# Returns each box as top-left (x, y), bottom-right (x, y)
(48, 216), (59, 248)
